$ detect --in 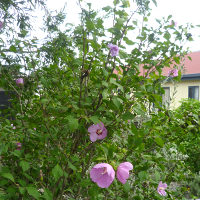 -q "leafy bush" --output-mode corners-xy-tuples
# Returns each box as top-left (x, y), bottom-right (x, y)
(0, 0), (197, 199)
